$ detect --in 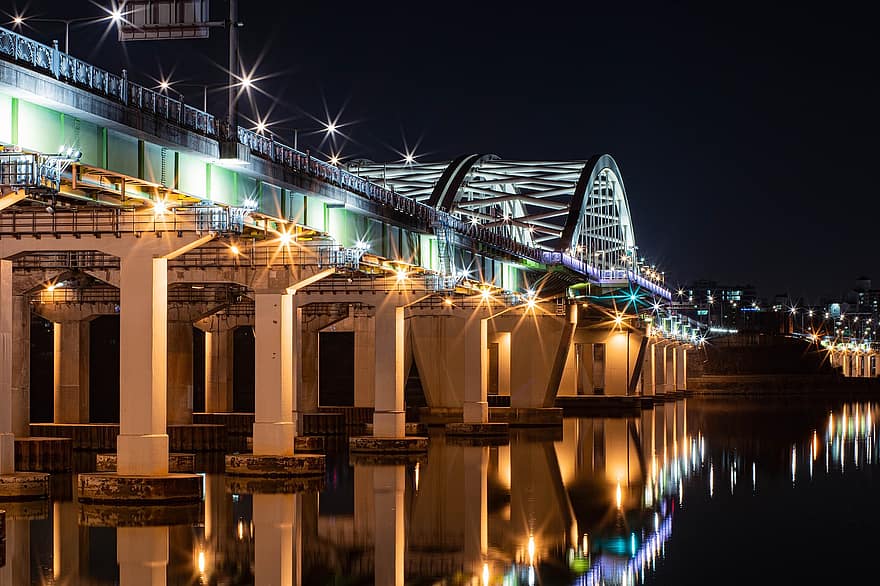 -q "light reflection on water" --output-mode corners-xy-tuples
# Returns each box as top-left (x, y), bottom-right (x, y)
(3, 399), (880, 585)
